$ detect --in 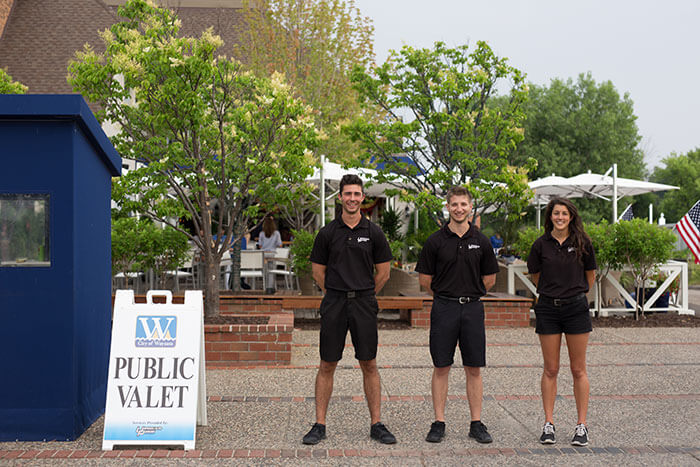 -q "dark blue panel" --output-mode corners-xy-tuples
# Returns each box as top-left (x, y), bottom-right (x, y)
(0, 121), (76, 440)
(71, 127), (112, 436)
(0, 96), (119, 440)
(0, 94), (121, 176)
